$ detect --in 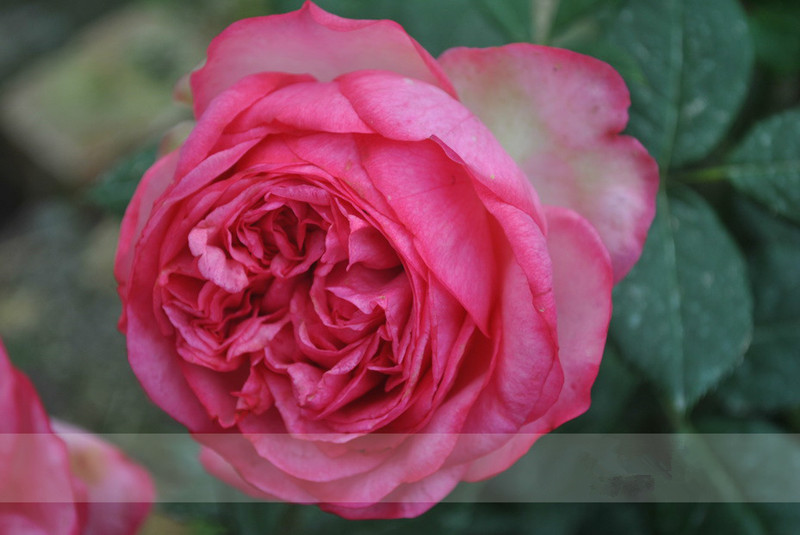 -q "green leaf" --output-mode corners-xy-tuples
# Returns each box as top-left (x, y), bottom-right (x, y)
(605, 0), (753, 169)
(716, 198), (800, 412)
(727, 108), (800, 224)
(719, 323), (800, 413)
(749, 3), (800, 75)
(473, 0), (531, 44)
(554, 0), (622, 30)
(87, 144), (157, 217)
(610, 187), (752, 413)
